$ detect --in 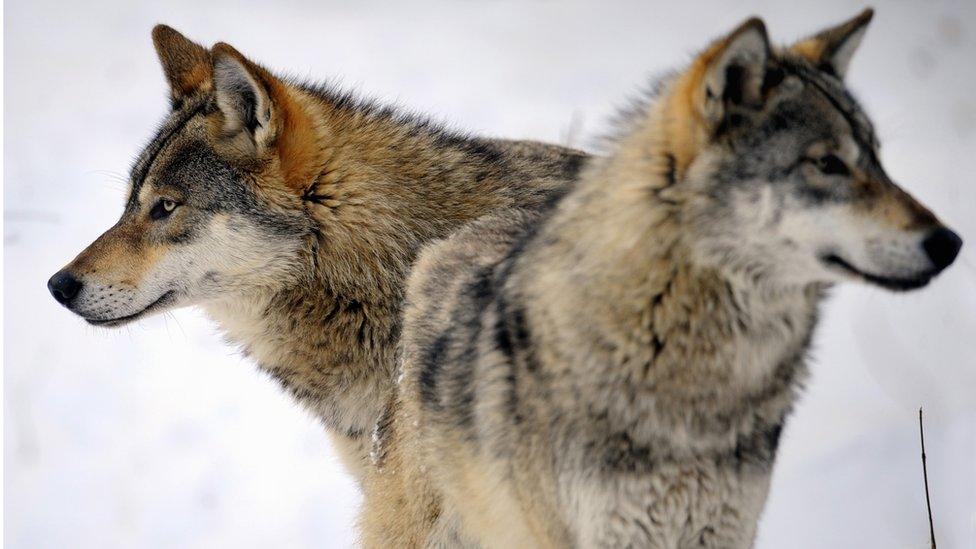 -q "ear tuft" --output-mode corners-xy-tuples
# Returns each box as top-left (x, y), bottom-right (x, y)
(152, 25), (212, 104)
(791, 8), (874, 79)
(211, 43), (274, 141)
